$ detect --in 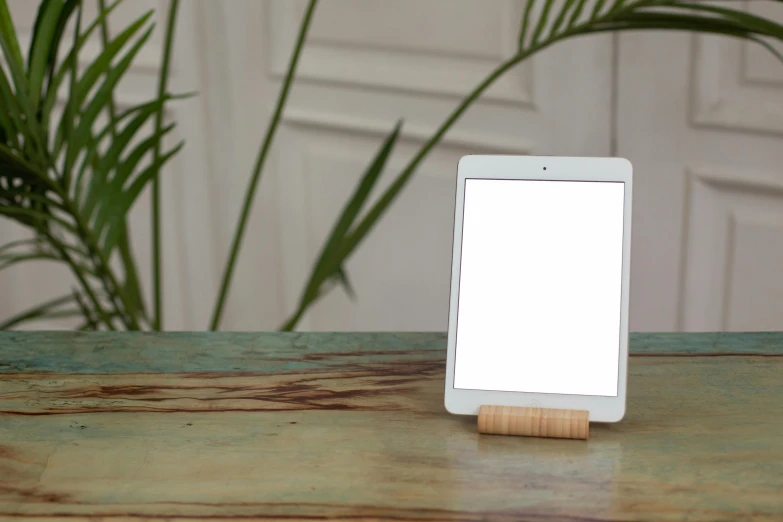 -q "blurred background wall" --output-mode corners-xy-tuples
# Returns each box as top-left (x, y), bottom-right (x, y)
(2, 0), (783, 332)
